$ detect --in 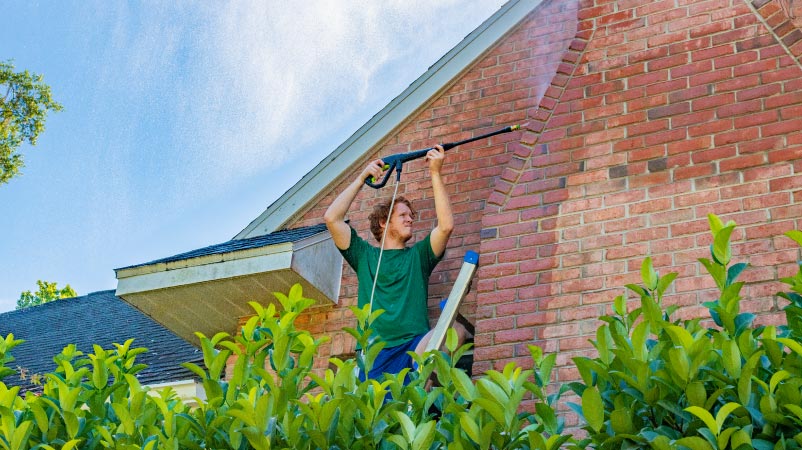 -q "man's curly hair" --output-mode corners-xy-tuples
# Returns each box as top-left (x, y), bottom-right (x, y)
(368, 196), (416, 242)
